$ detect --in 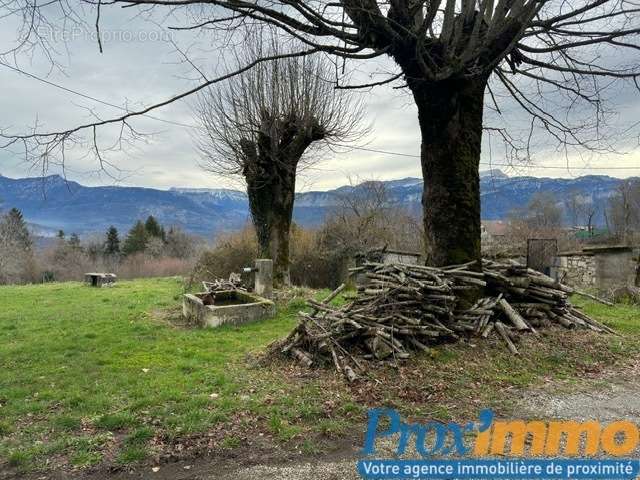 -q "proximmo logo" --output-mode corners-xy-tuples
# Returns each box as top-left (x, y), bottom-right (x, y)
(362, 408), (640, 457)
(358, 409), (640, 479)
